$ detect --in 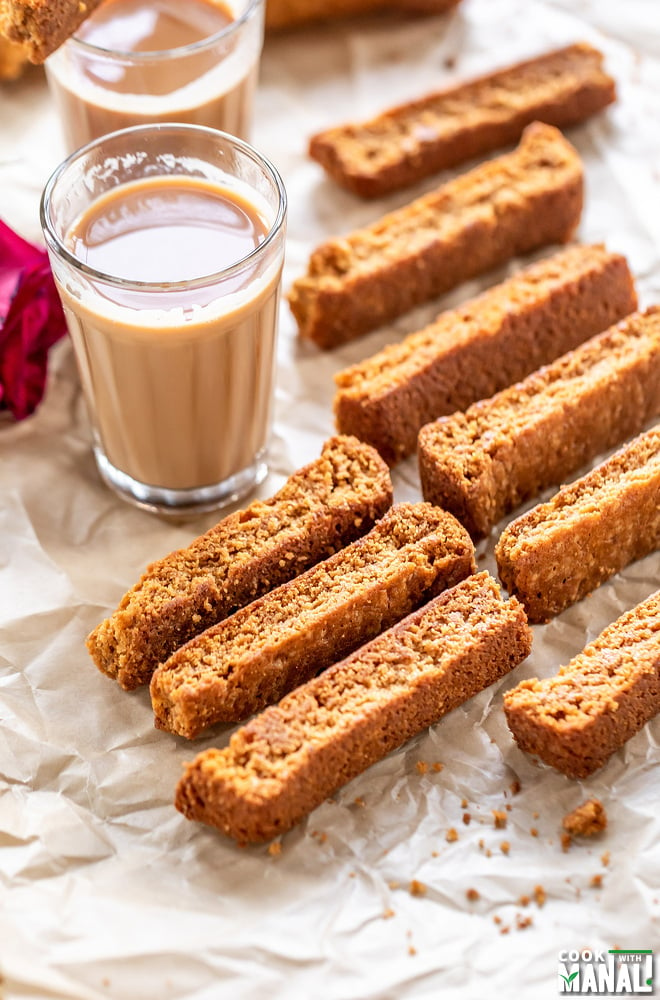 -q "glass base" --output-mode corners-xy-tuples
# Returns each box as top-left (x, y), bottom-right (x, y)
(95, 448), (268, 517)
